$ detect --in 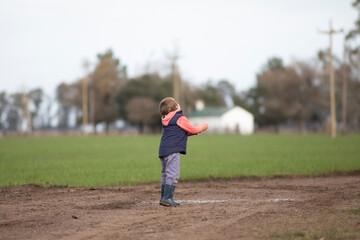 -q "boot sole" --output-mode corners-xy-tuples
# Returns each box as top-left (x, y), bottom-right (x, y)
(159, 201), (178, 207)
